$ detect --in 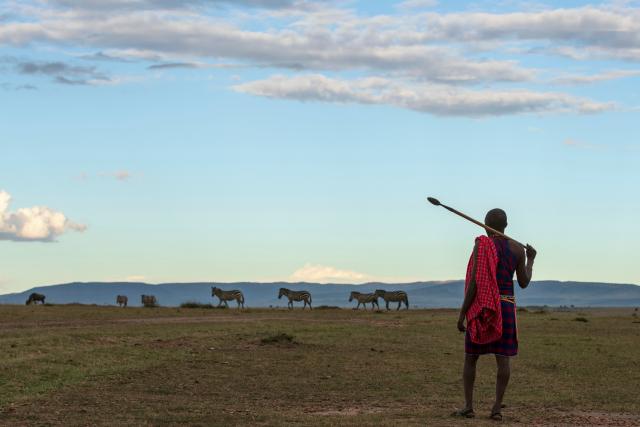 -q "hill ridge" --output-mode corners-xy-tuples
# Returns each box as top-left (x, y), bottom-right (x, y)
(2, 280), (639, 308)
